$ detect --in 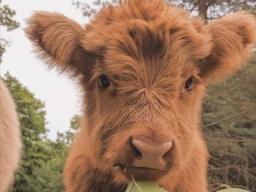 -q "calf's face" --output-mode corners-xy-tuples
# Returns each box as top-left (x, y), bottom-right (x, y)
(82, 19), (213, 180)
(26, 0), (256, 184)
